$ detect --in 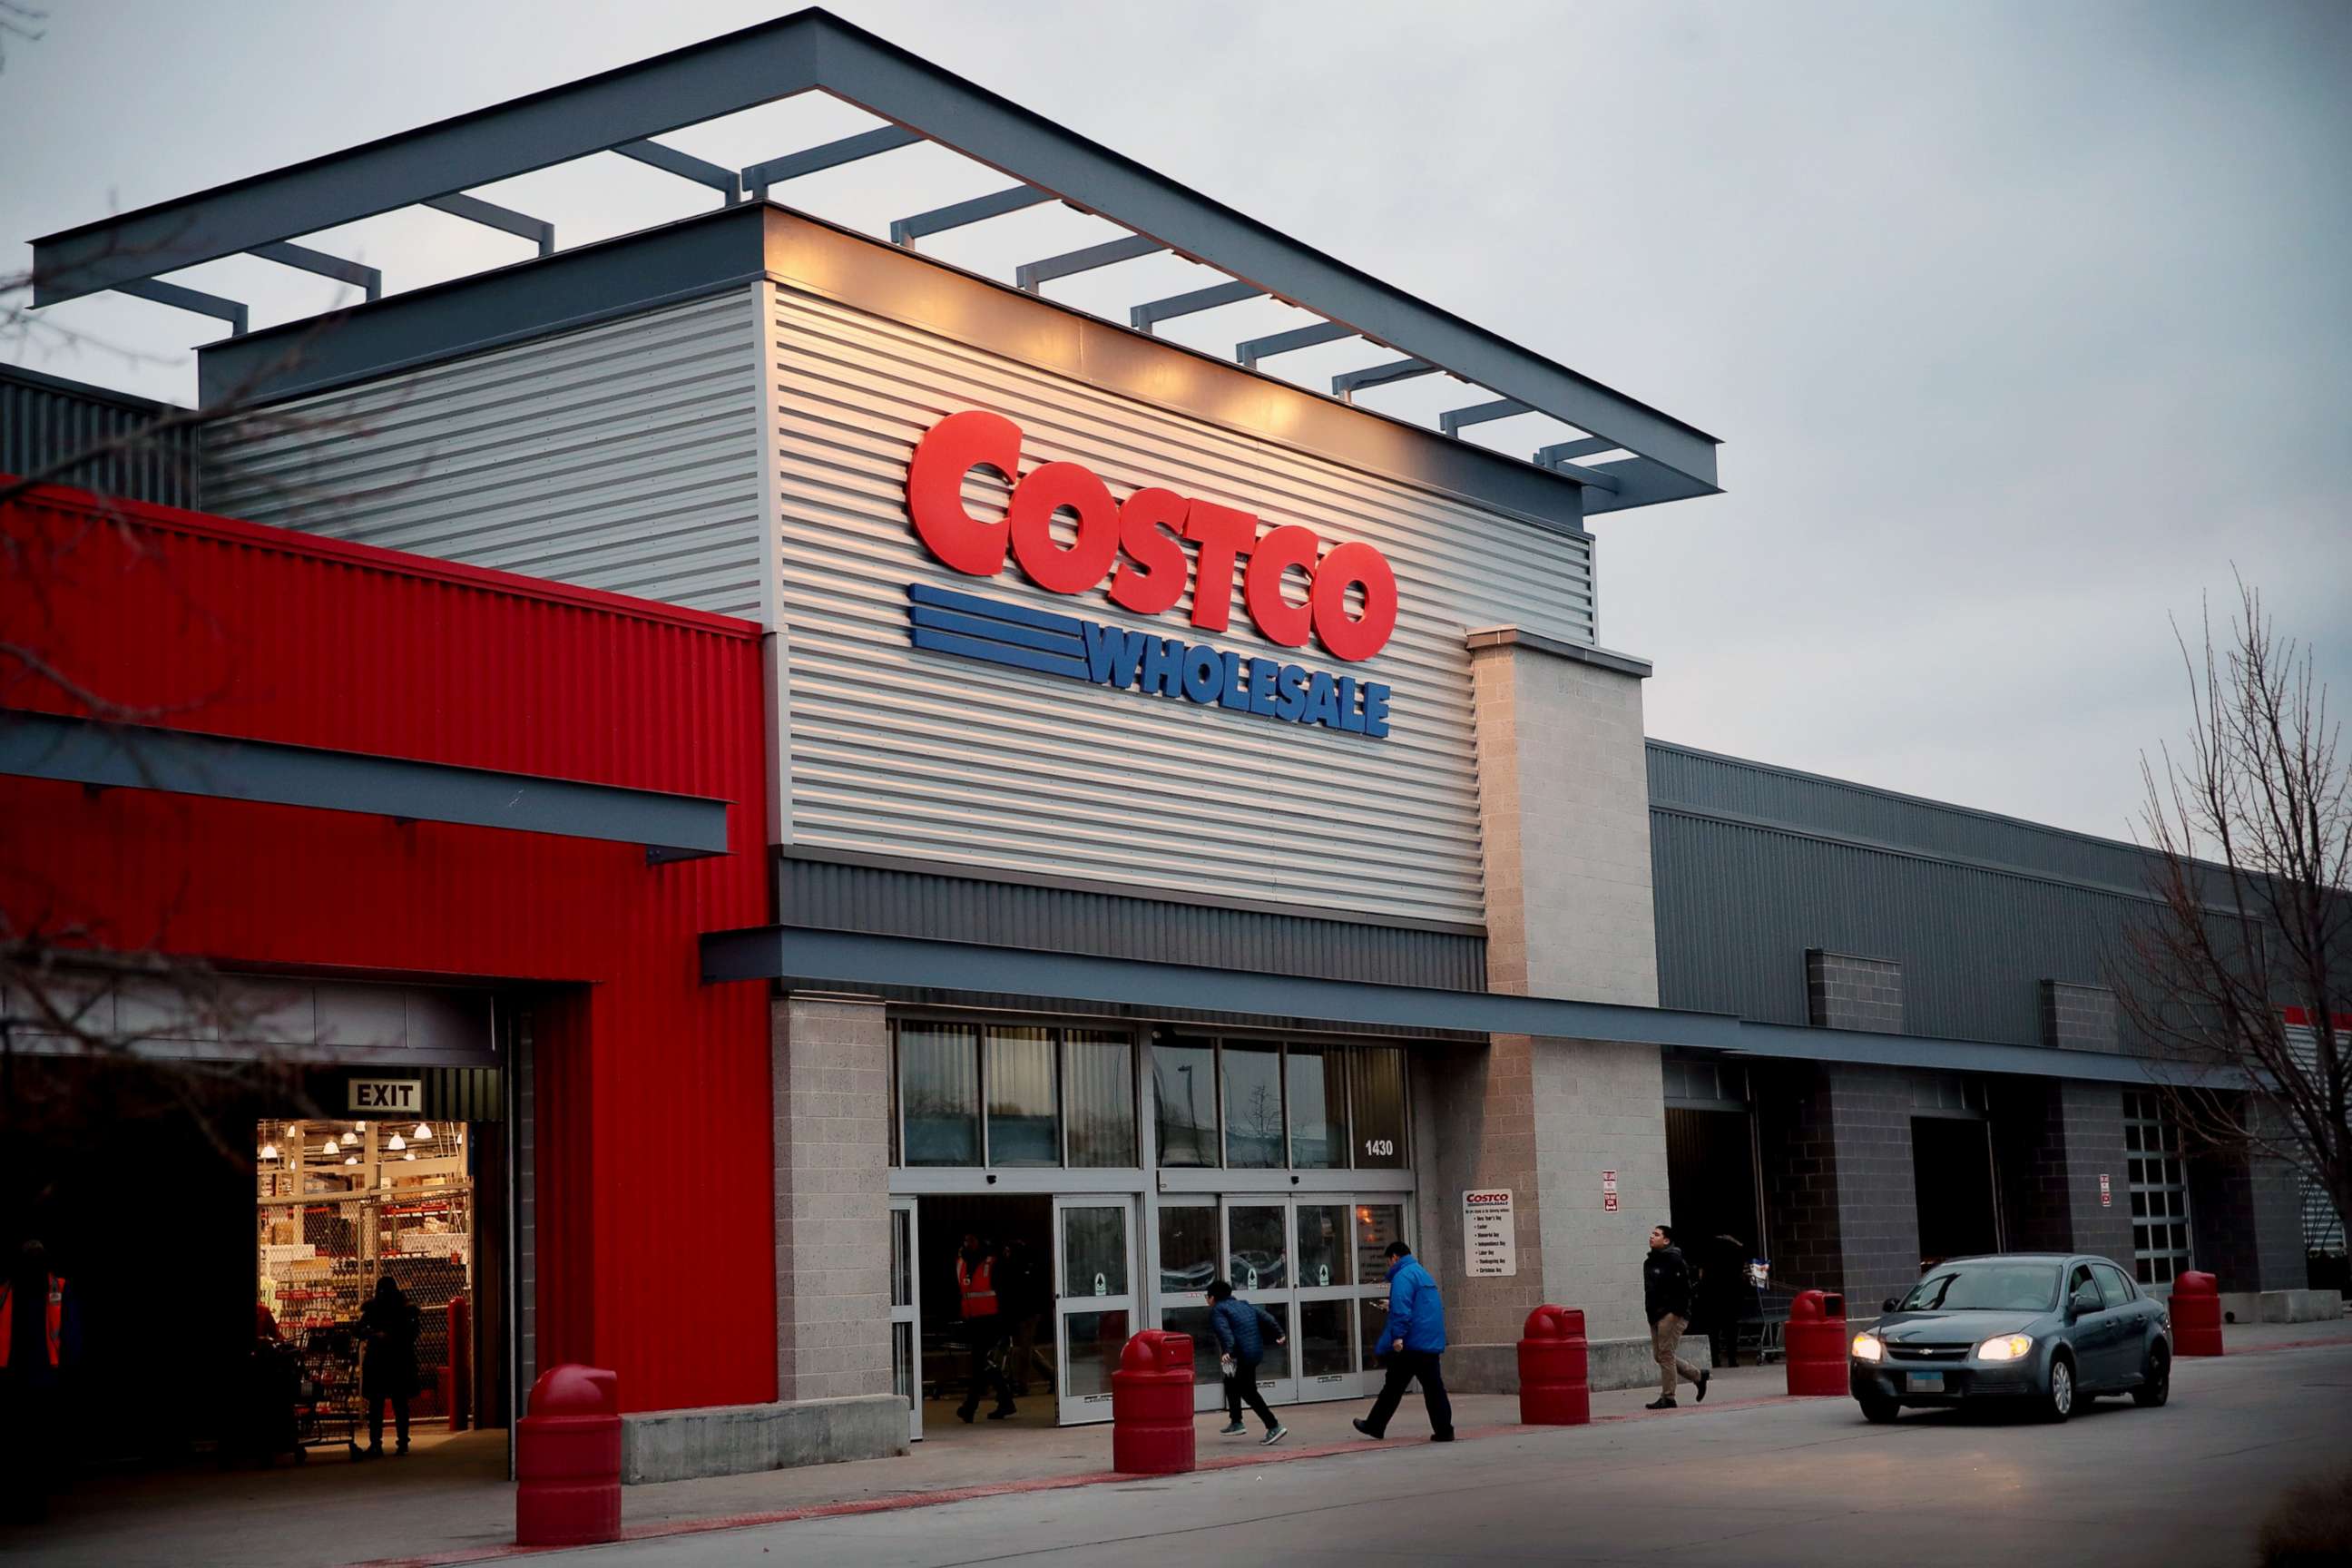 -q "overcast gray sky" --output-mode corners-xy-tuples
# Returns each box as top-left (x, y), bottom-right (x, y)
(5, 0), (2347, 845)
